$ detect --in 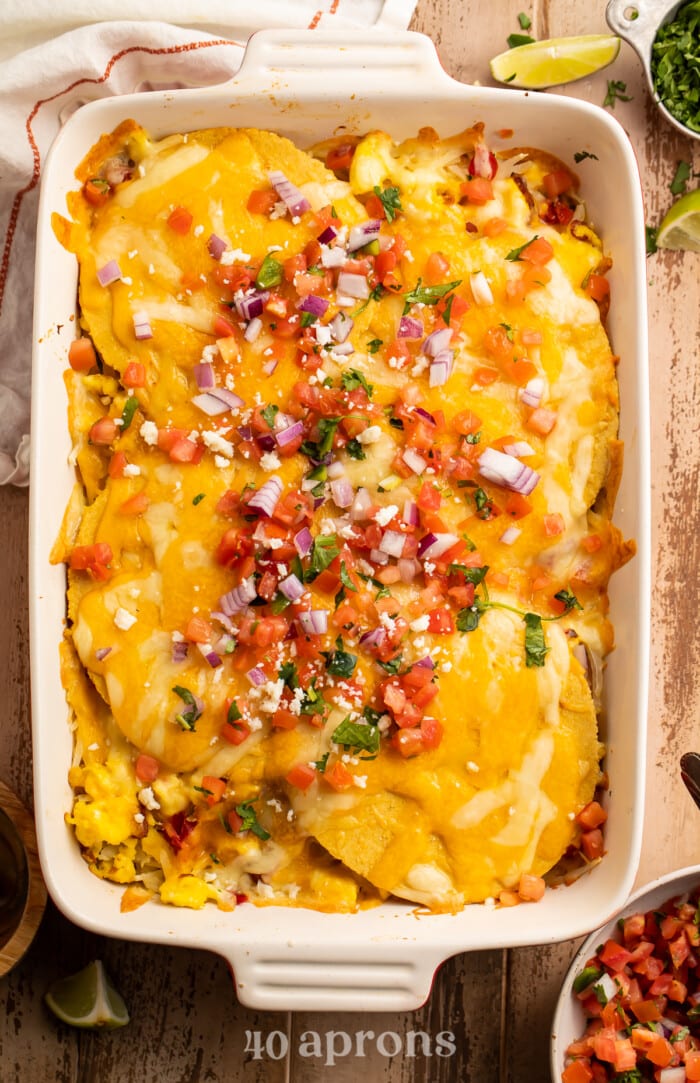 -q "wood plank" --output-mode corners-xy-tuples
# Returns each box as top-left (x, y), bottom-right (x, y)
(288, 950), (505, 1082)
